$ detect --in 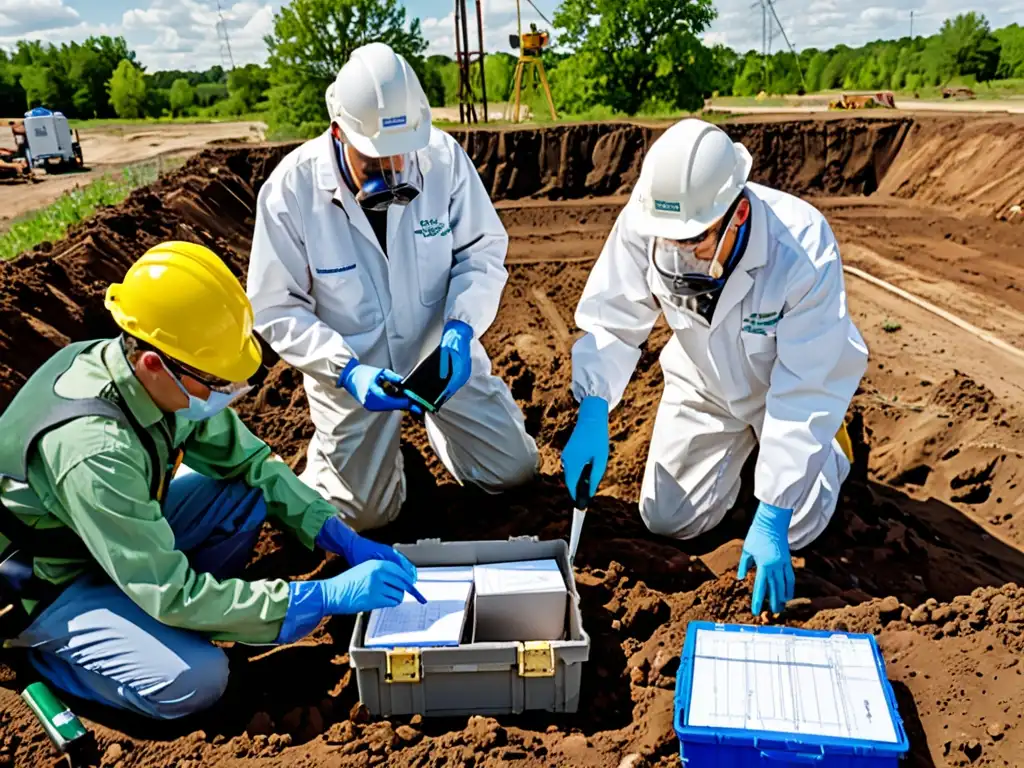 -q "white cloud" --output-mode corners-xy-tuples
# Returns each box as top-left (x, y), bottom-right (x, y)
(704, 0), (1014, 54)
(0, 0), (78, 34)
(1, 0), (1016, 73)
